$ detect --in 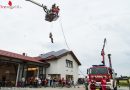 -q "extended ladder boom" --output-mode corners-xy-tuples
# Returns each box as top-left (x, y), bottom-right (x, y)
(26, 0), (43, 7)
(26, 0), (59, 22)
(26, 0), (49, 13)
